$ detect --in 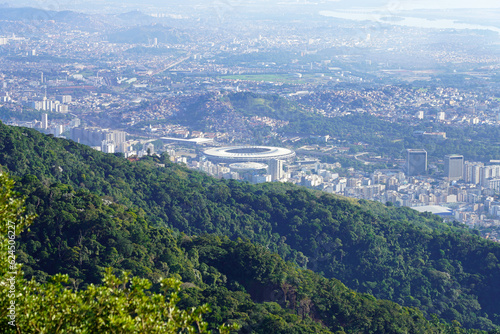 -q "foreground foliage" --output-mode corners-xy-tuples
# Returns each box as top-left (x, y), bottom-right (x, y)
(0, 173), (236, 333)
(0, 174), (491, 333)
